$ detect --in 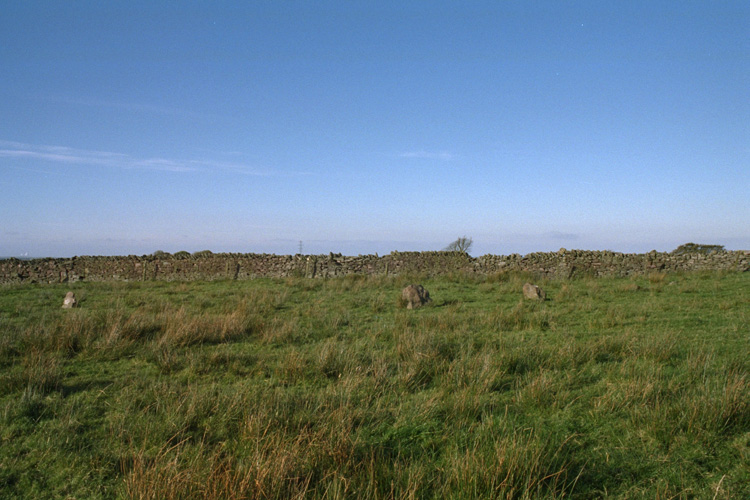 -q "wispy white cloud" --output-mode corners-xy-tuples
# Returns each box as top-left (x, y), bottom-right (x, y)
(0, 140), (309, 176)
(0, 141), (193, 172)
(399, 150), (454, 161)
(544, 231), (580, 240)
